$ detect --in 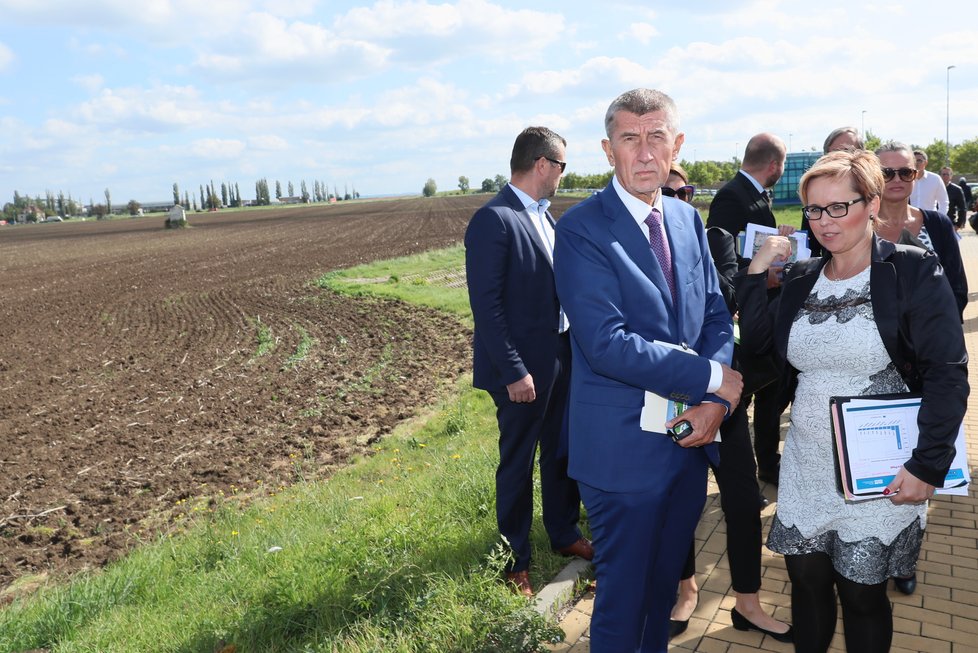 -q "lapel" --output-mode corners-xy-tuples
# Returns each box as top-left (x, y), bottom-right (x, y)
(602, 187), (675, 312)
(737, 173), (775, 227)
(502, 185), (553, 267)
(776, 258), (824, 358)
(868, 237), (901, 365)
